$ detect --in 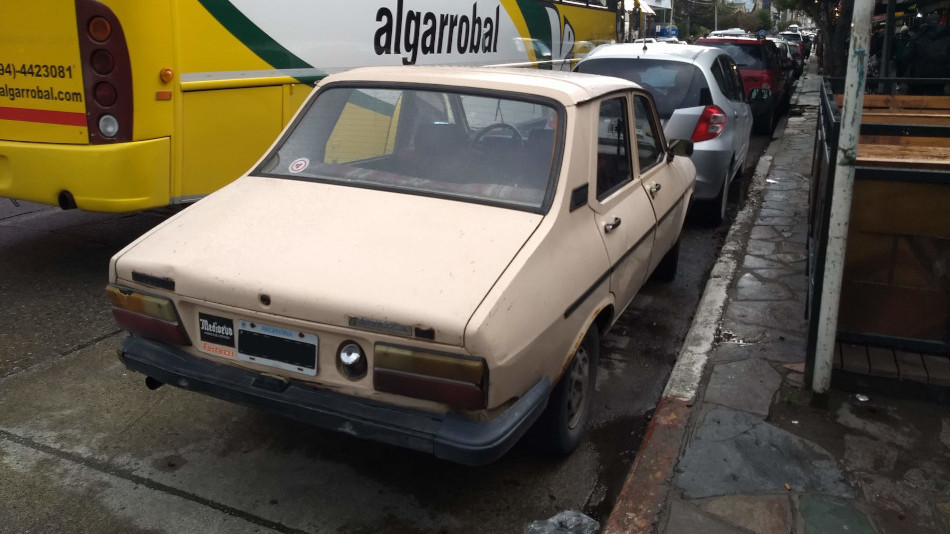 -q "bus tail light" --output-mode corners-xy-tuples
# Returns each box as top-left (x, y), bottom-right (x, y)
(76, 0), (132, 143)
(106, 285), (191, 346)
(373, 344), (487, 409)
